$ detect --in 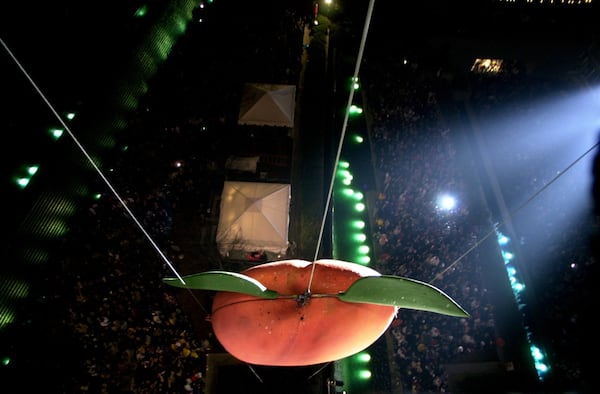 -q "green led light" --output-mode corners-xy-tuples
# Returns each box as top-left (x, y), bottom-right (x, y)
(352, 220), (365, 229)
(356, 255), (370, 265)
(135, 5), (148, 17)
(349, 105), (363, 114)
(16, 177), (30, 188)
(50, 128), (64, 140)
(352, 233), (366, 242)
(356, 352), (371, 362)
(337, 169), (351, 178)
(352, 191), (364, 201)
